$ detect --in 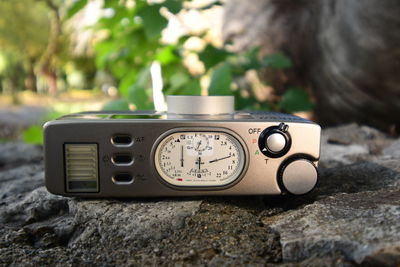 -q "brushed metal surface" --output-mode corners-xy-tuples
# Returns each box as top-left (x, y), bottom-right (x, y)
(281, 159), (318, 195)
(167, 96), (234, 115)
(266, 133), (286, 152)
(43, 113), (321, 197)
